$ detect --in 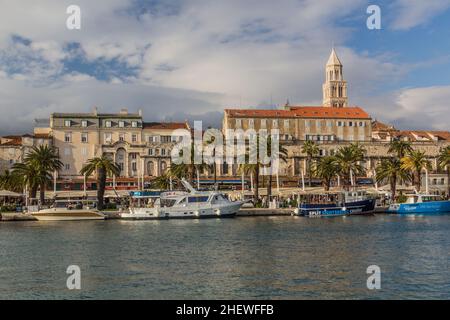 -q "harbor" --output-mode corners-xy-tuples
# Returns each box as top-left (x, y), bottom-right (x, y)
(0, 1), (450, 303)
(1, 214), (449, 300)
